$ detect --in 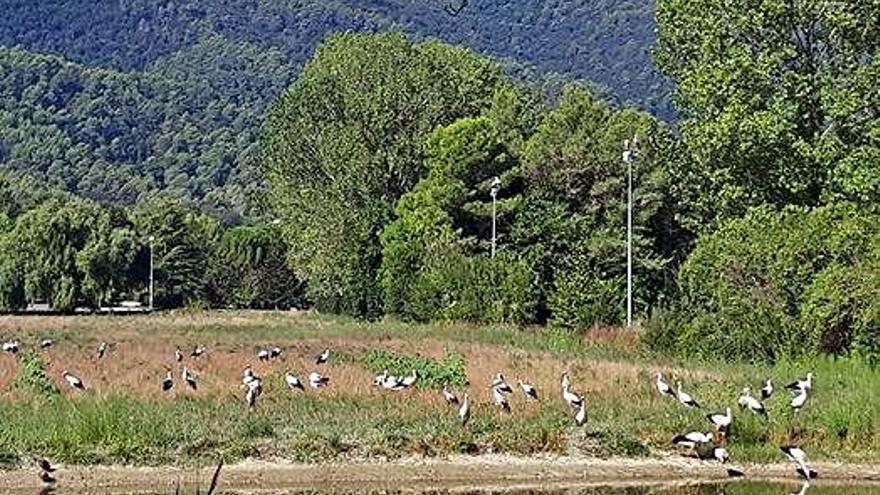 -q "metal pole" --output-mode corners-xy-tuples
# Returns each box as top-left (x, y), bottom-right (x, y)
(626, 153), (633, 328)
(148, 235), (155, 311)
(491, 194), (497, 258)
